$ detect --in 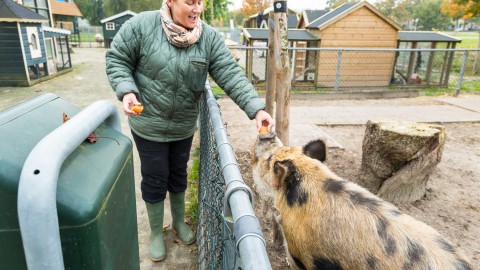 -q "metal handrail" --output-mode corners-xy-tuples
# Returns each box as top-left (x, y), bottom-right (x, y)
(17, 98), (121, 270)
